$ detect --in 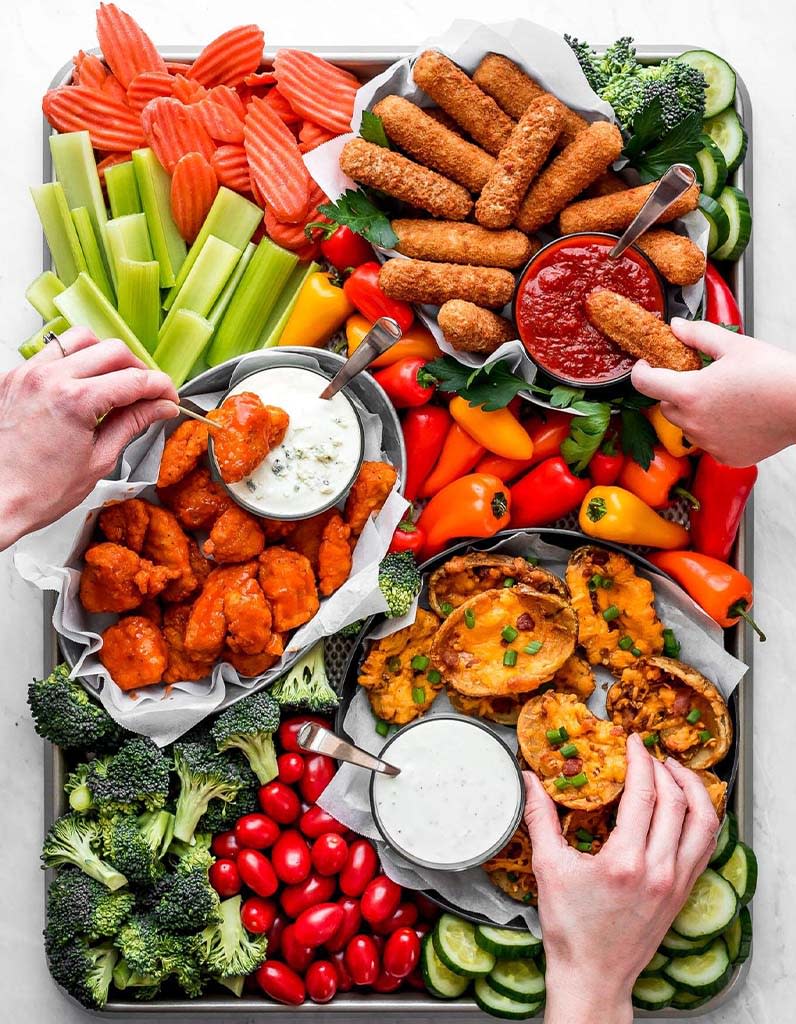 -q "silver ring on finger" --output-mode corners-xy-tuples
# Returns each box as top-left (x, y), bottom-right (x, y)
(43, 331), (67, 357)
